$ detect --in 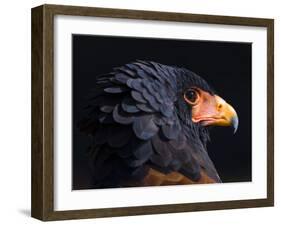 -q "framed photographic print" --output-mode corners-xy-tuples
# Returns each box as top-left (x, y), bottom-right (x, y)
(31, 4), (274, 221)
